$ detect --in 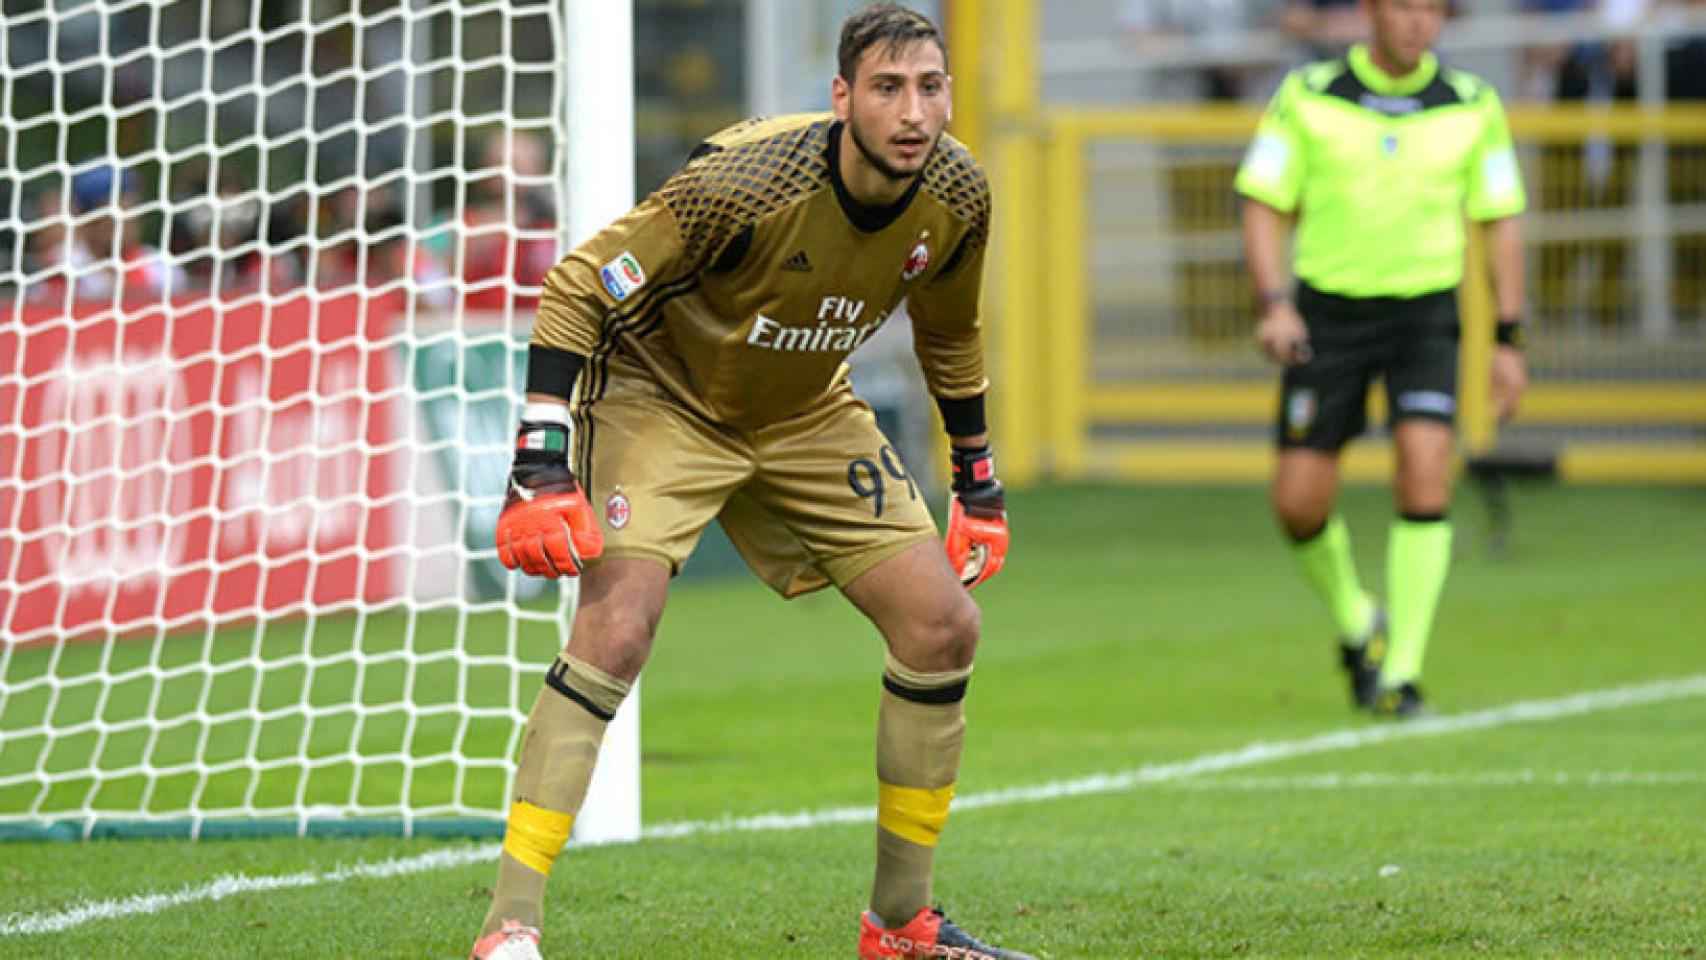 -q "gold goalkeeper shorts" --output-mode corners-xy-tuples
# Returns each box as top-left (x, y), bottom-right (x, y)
(572, 366), (937, 597)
